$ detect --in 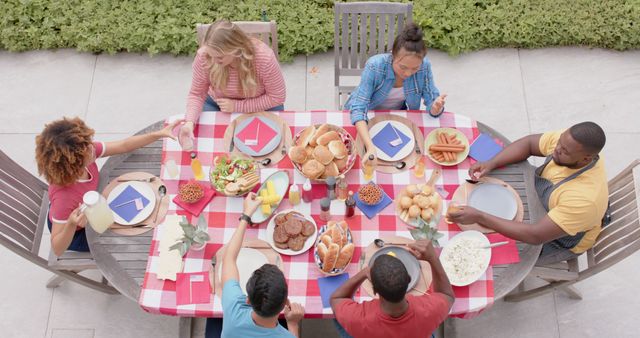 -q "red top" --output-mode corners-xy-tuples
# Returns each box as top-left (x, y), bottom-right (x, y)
(334, 293), (450, 338)
(48, 142), (105, 223)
